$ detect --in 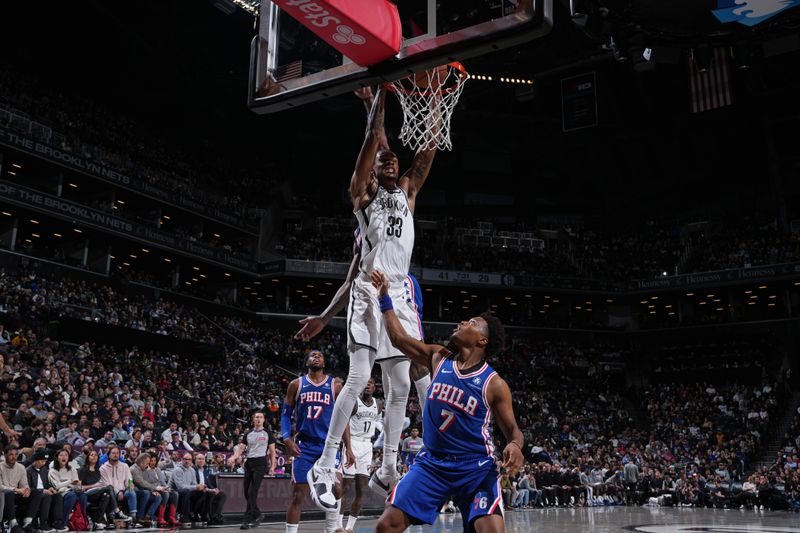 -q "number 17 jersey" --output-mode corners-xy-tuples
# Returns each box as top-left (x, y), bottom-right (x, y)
(355, 185), (415, 283)
(424, 355), (498, 458)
